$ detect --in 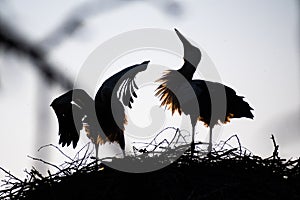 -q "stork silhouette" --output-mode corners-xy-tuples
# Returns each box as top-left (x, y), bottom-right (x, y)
(51, 61), (150, 158)
(155, 29), (254, 155)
